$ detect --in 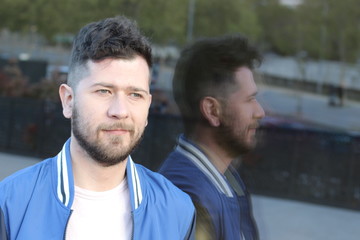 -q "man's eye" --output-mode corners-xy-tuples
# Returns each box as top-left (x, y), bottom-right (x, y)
(130, 92), (143, 98)
(97, 89), (111, 94)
